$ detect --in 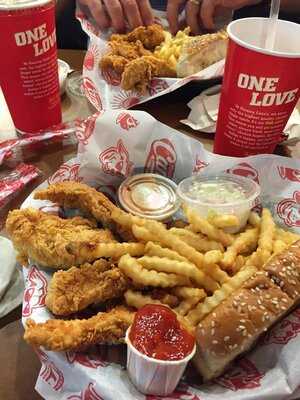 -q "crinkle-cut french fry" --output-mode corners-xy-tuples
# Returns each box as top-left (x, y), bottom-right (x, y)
(137, 256), (217, 292)
(111, 209), (148, 229)
(173, 287), (206, 316)
(207, 211), (239, 229)
(169, 228), (224, 252)
(273, 239), (287, 254)
(231, 255), (246, 274)
(183, 206), (234, 246)
(173, 287), (206, 300)
(203, 250), (223, 265)
(248, 211), (261, 227)
(151, 291), (179, 307)
(245, 248), (265, 269)
(124, 289), (175, 309)
(119, 254), (190, 288)
(143, 220), (229, 284)
(186, 266), (257, 325)
(221, 228), (258, 269)
(71, 242), (145, 263)
(258, 208), (275, 259)
(132, 224), (157, 242)
(145, 241), (188, 262)
(275, 228), (300, 245)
